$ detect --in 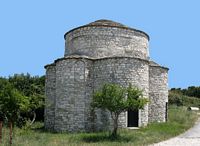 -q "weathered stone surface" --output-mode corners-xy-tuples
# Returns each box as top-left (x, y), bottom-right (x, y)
(44, 19), (169, 132)
(149, 64), (168, 123)
(65, 23), (149, 60)
(44, 65), (56, 130)
(93, 57), (149, 129)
